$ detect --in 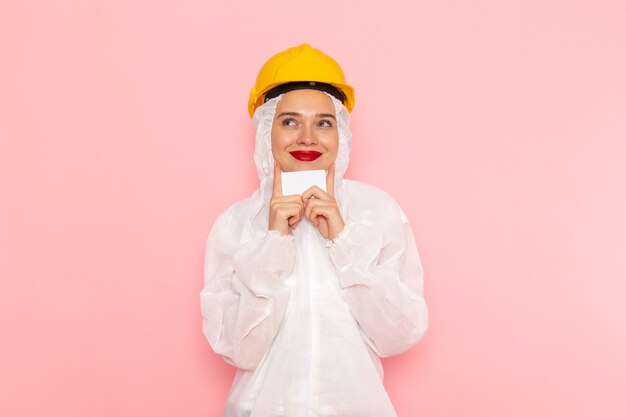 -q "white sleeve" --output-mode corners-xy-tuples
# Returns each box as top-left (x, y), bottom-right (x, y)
(328, 203), (428, 357)
(199, 209), (294, 371)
